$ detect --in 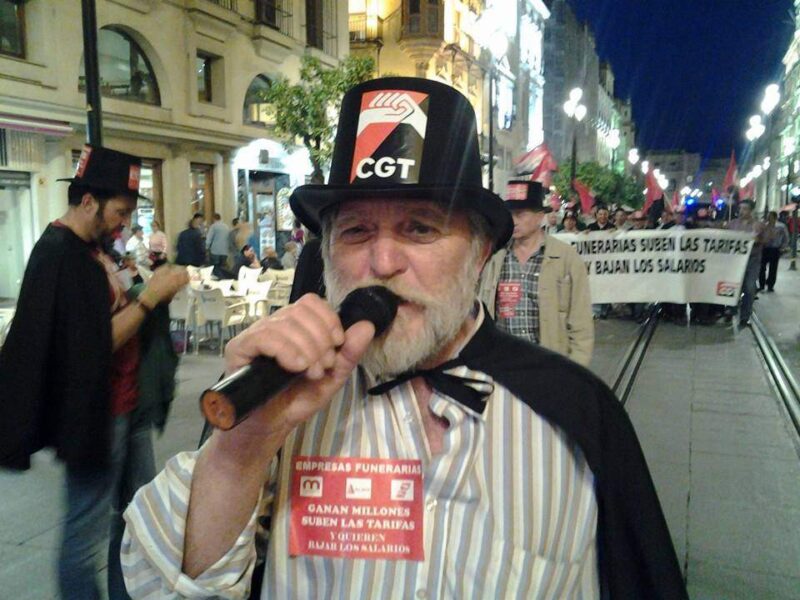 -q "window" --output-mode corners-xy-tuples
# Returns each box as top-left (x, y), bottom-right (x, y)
(306, 0), (336, 54)
(78, 27), (160, 105)
(197, 53), (214, 103)
(243, 75), (275, 127)
(0, 1), (24, 58)
(256, 0), (291, 34)
(403, 0), (439, 37)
